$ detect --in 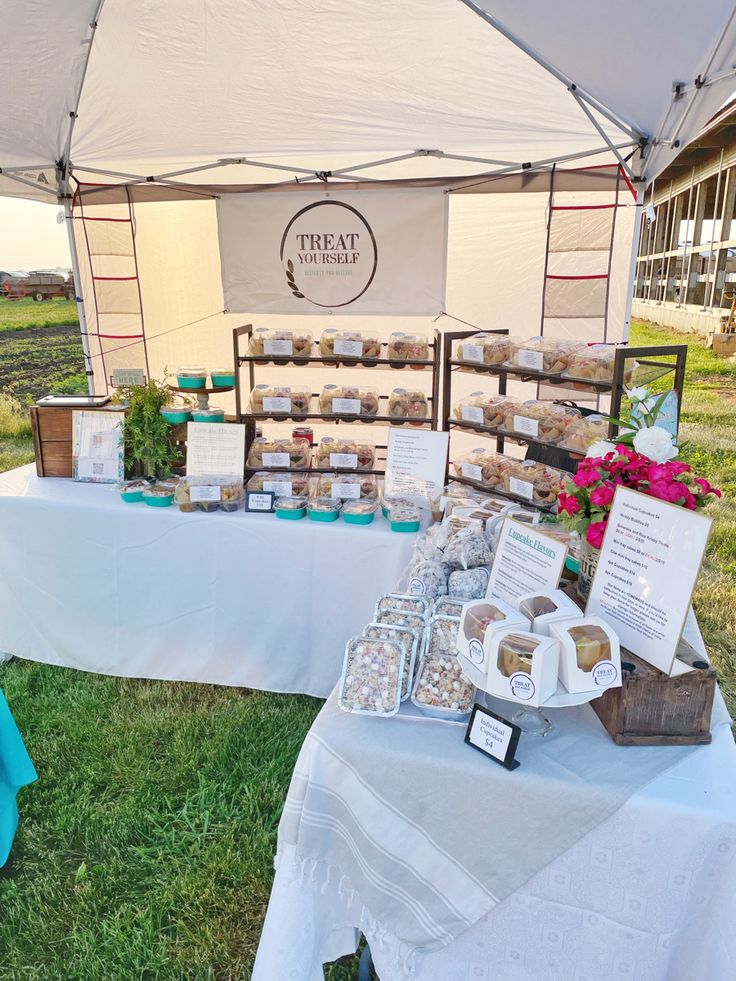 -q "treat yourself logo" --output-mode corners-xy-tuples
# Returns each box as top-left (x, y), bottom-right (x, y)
(280, 200), (378, 308)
